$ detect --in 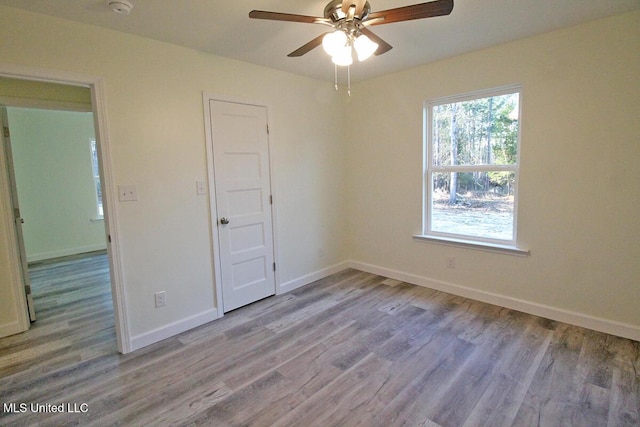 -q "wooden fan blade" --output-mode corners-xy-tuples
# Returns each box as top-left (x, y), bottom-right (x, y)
(368, 0), (453, 25)
(288, 33), (328, 57)
(341, 0), (367, 17)
(249, 10), (320, 24)
(359, 27), (393, 55)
